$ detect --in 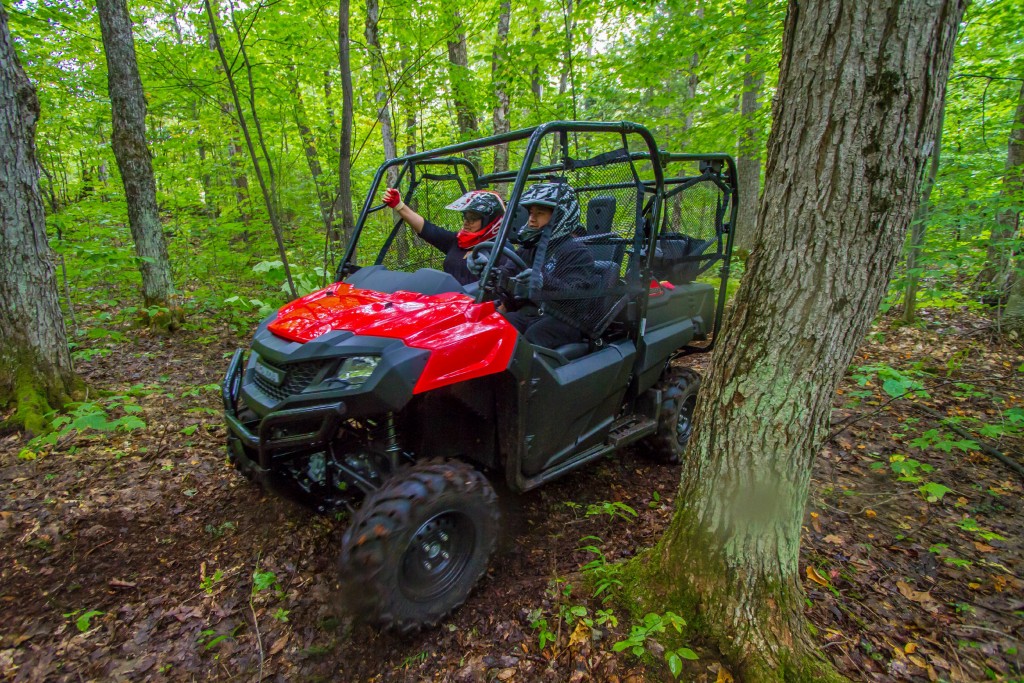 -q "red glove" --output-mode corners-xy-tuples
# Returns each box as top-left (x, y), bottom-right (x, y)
(382, 188), (404, 209)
